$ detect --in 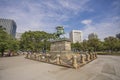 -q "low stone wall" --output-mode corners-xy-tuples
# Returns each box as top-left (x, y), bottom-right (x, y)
(25, 52), (97, 69)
